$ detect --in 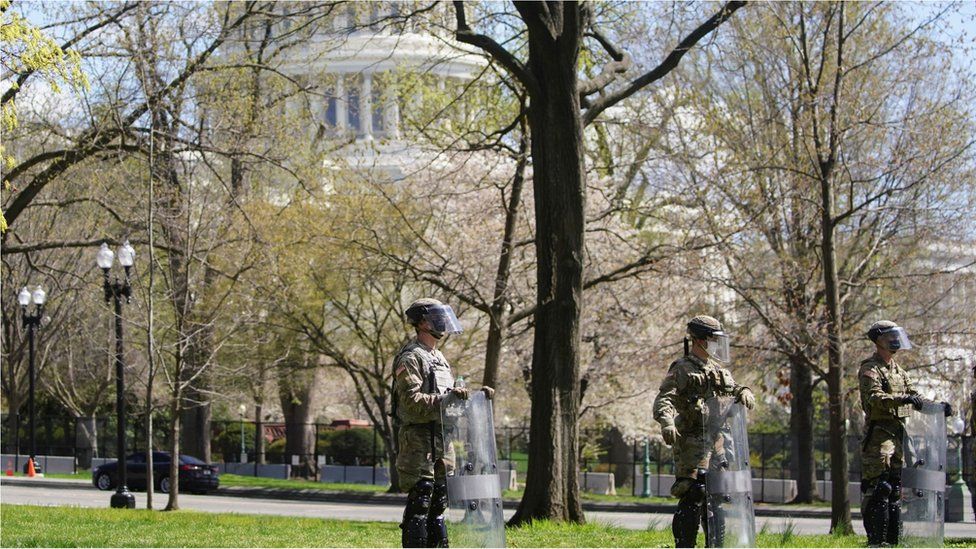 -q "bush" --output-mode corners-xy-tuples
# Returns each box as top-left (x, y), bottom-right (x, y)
(318, 429), (384, 466)
(265, 438), (286, 463)
(212, 424), (257, 462)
